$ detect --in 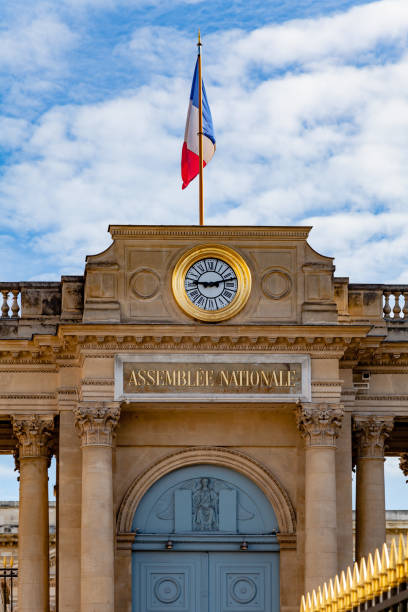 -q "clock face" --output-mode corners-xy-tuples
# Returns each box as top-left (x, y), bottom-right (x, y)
(184, 258), (238, 311)
(172, 244), (252, 322)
